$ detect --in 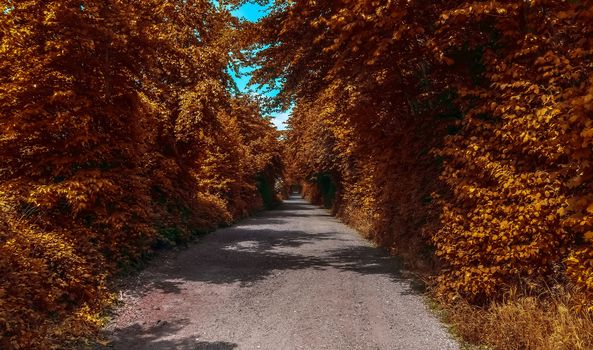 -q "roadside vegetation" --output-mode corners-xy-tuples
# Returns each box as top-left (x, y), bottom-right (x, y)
(248, 1), (593, 349)
(3, 0), (593, 349)
(0, 1), (282, 348)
